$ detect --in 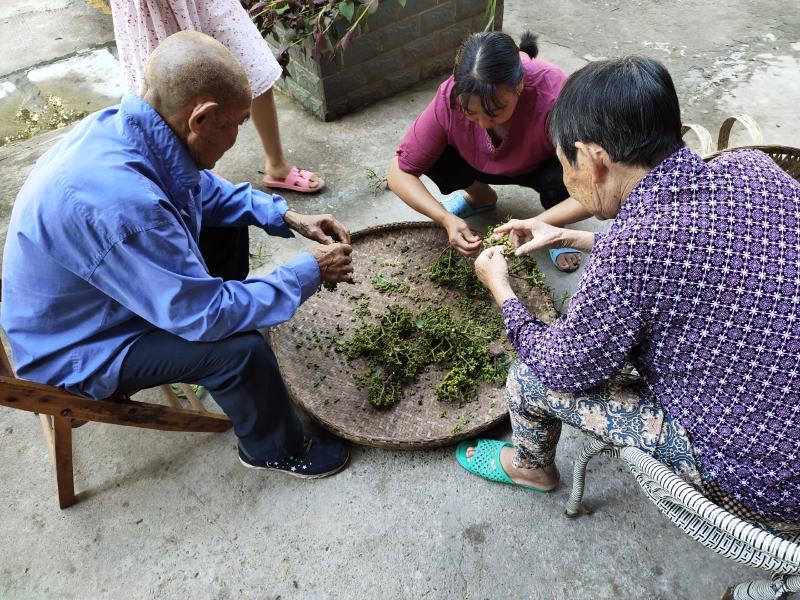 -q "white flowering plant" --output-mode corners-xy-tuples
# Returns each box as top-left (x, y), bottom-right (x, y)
(1, 96), (85, 147)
